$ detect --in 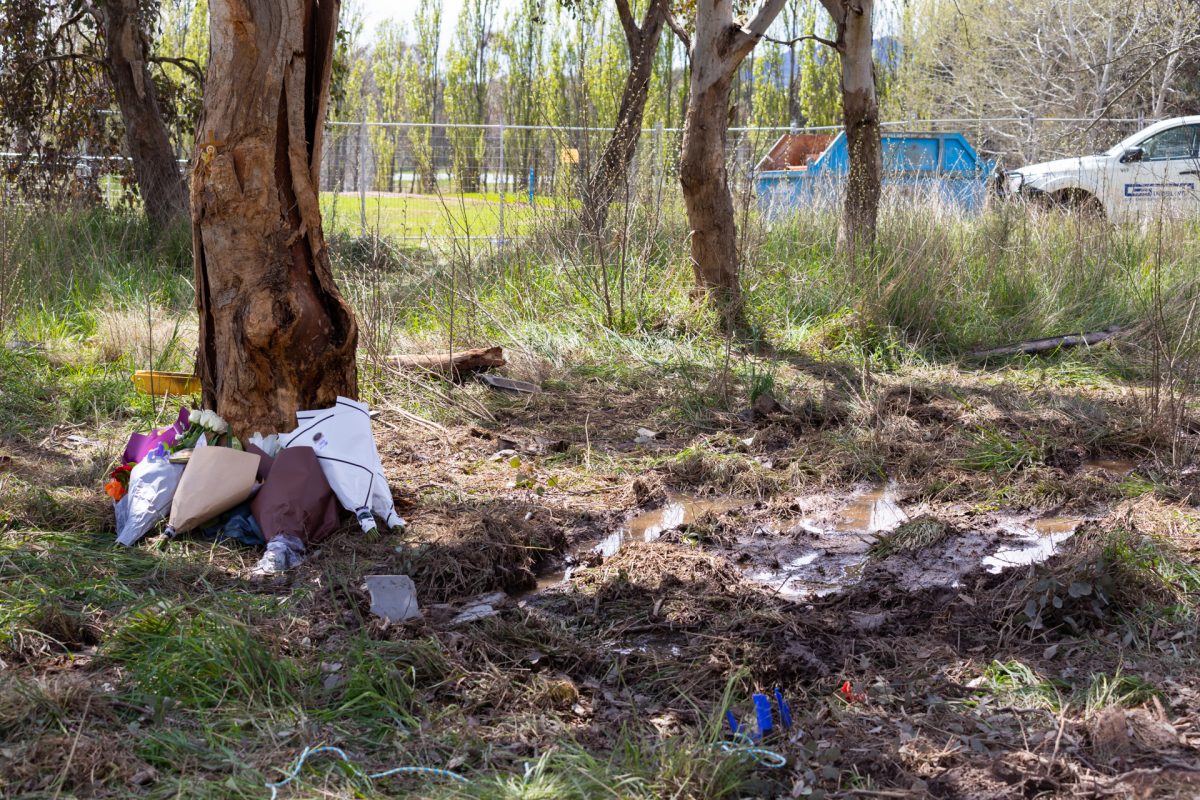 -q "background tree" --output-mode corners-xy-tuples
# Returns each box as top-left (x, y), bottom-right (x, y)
(797, 10), (840, 125)
(371, 20), (407, 192)
(499, 0), (547, 195)
(817, 0), (881, 253)
(399, 0), (442, 194)
(445, 0), (497, 193)
(677, 0), (787, 328)
(192, 0), (357, 436)
(577, 0), (671, 237)
(0, 0), (191, 226)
